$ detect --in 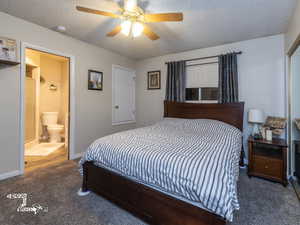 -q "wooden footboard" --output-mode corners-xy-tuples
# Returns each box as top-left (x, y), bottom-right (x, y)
(82, 162), (226, 225)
